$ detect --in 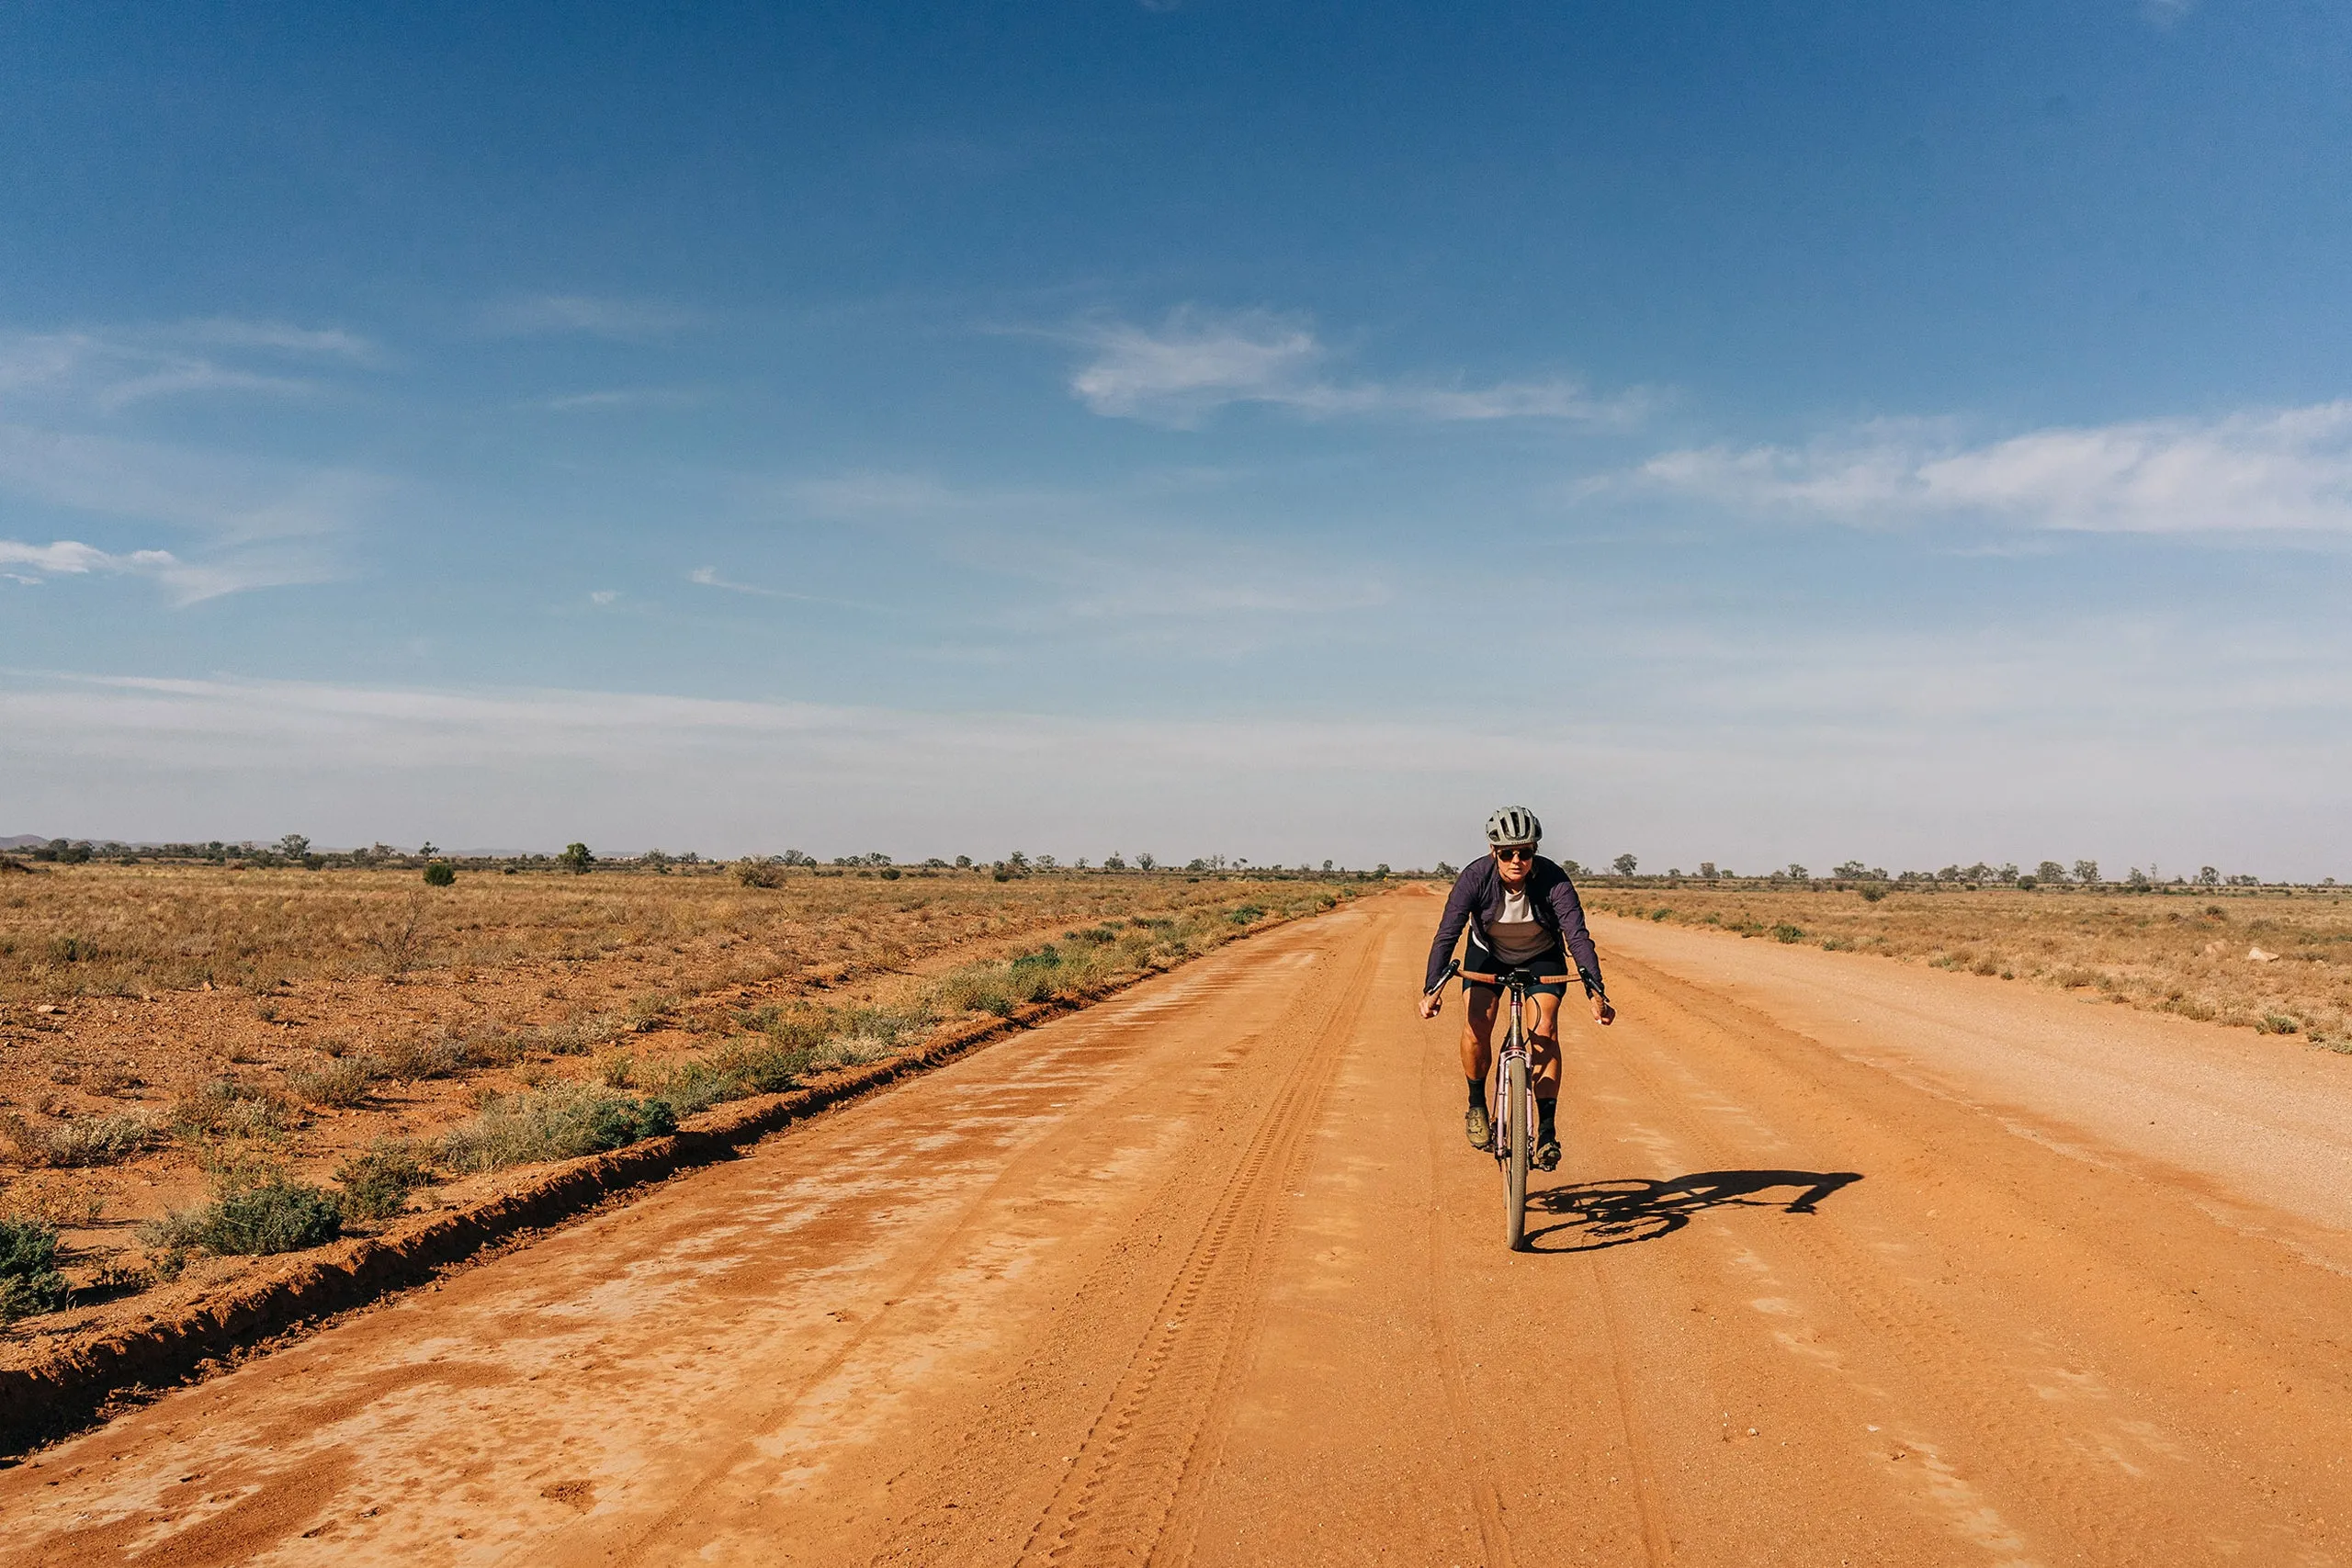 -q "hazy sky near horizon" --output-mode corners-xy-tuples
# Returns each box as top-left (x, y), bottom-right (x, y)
(4, 2), (2349, 874)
